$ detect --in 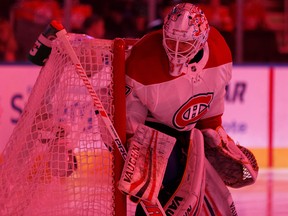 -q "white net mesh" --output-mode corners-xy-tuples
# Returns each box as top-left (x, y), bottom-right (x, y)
(0, 34), (118, 216)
